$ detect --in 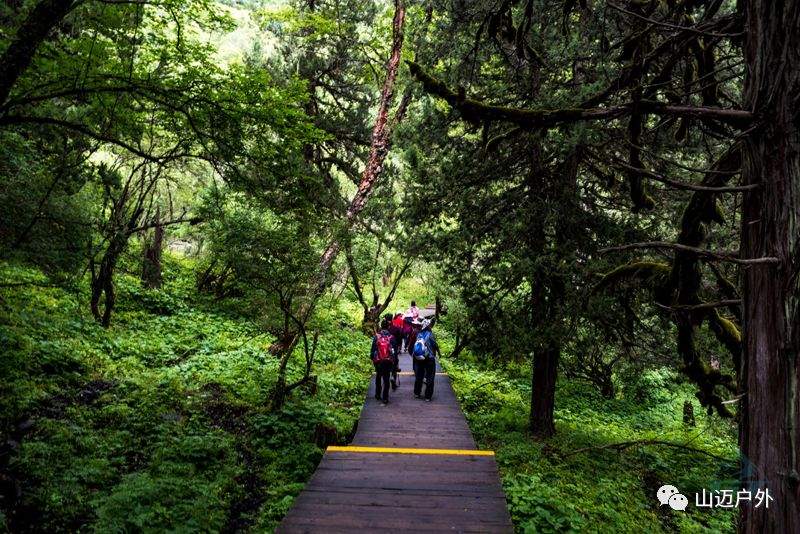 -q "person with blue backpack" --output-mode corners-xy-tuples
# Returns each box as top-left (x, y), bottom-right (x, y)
(412, 319), (439, 401)
(371, 318), (395, 405)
